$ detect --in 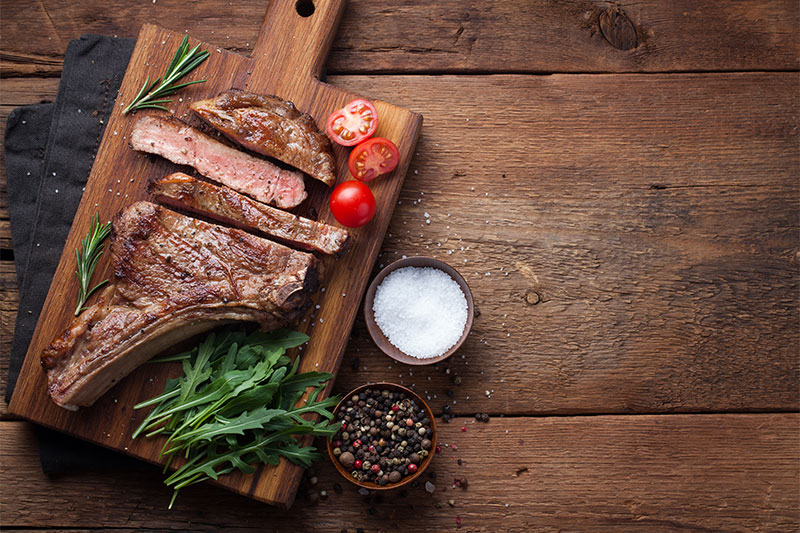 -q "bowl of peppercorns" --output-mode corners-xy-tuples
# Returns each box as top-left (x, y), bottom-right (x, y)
(327, 383), (437, 490)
